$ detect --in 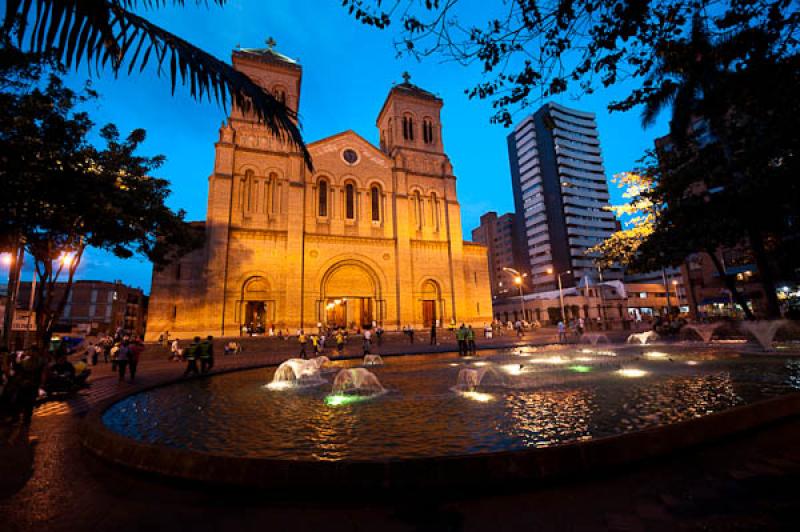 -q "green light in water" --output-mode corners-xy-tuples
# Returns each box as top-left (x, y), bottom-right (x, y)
(569, 365), (592, 373)
(325, 394), (364, 406)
